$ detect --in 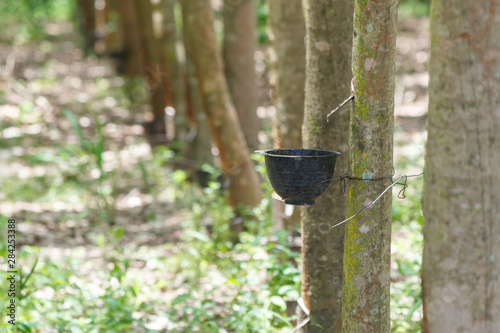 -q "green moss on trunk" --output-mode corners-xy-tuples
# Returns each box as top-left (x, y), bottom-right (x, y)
(341, 0), (397, 332)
